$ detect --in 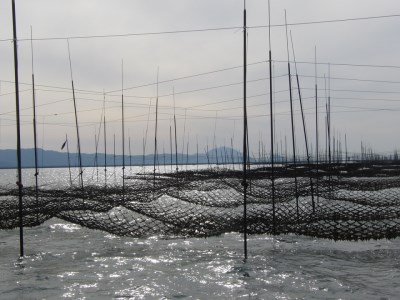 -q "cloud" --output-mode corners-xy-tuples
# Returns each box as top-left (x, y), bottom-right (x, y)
(1, 0), (399, 156)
